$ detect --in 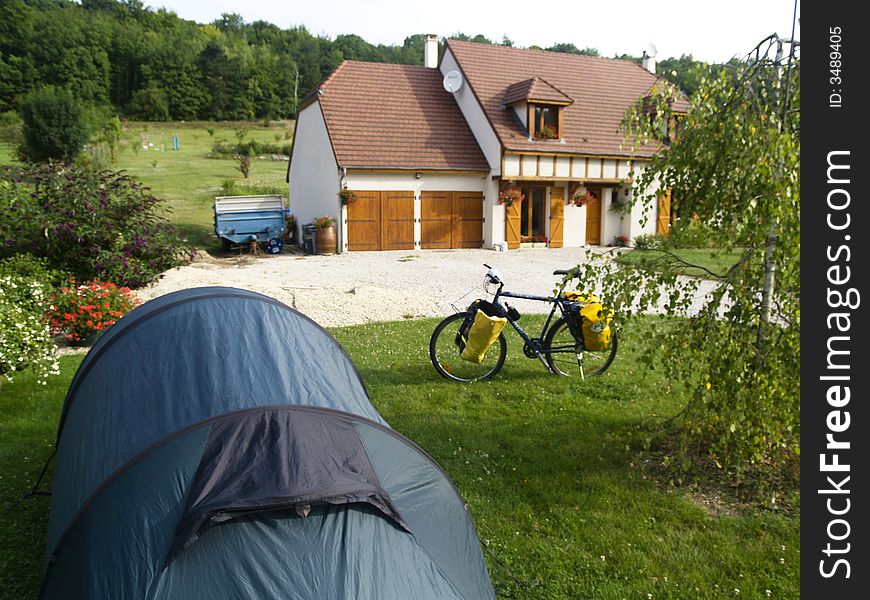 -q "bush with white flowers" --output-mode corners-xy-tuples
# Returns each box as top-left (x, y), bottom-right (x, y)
(0, 274), (59, 385)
